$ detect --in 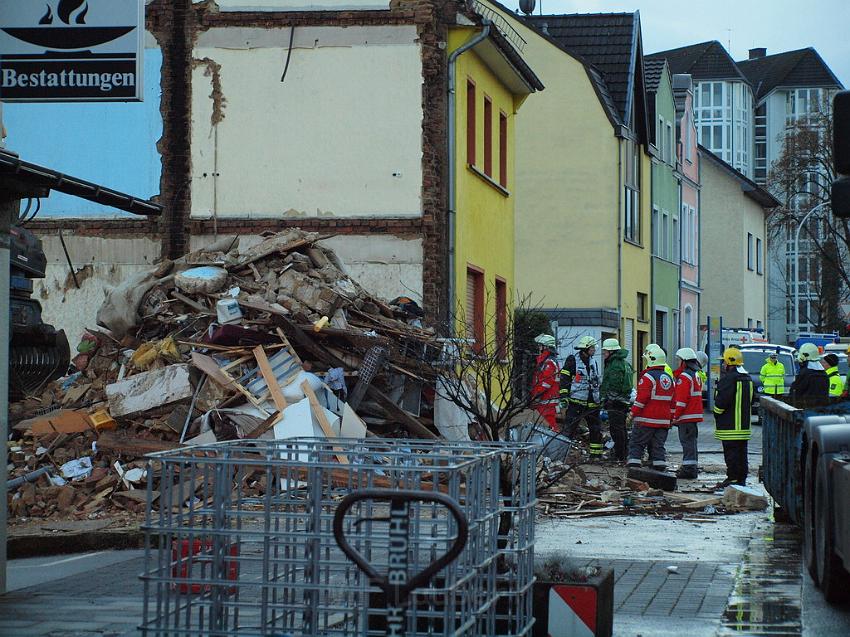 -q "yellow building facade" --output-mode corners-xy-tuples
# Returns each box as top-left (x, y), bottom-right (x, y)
(447, 26), (541, 344)
(483, 3), (653, 371)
